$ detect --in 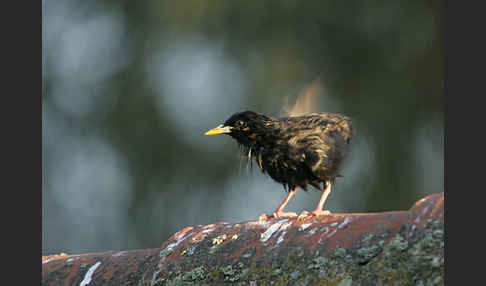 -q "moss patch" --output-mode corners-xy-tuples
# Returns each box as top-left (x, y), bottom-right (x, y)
(157, 219), (443, 285)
